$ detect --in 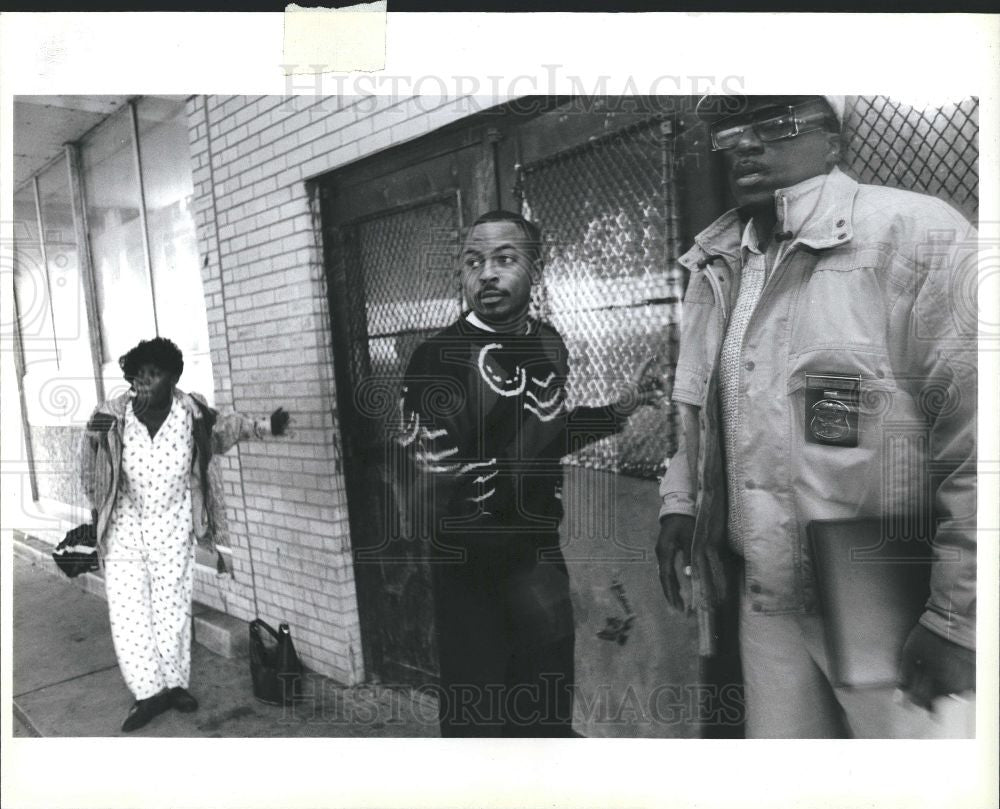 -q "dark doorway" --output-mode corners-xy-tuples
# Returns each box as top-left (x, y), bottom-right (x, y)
(316, 97), (717, 693)
(316, 110), (518, 687)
